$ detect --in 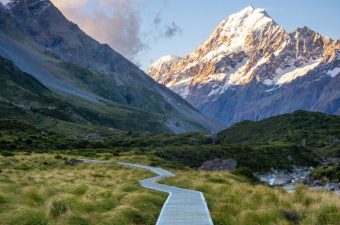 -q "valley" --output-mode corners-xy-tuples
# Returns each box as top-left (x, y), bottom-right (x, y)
(0, 151), (339, 225)
(0, 1), (339, 225)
